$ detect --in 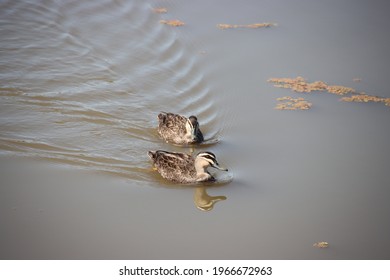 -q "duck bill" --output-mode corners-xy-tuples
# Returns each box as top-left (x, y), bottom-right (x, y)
(212, 163), (228, 172)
